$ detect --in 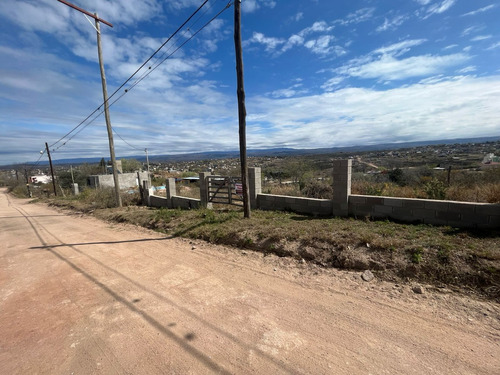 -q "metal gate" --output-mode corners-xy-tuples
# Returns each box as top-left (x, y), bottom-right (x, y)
(207, 176), (243, 206)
